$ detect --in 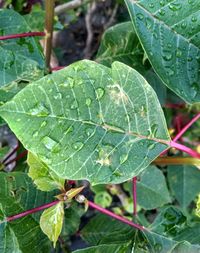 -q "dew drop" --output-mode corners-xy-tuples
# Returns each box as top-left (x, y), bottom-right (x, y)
(149, 3), (154, 8)
(145, 17), (153, 30)
(151, 124), (158, 137)
(191, 82), (199, 98)
(148, 143), (156, 150)
(42, 136), (58, 151)
(33, 131), (39, 137)
(86, 98), (92, 106)
(162, 51), (173, 61)
(73, 141), (84, 151)
(54, 93), (62, 100)
(181, 22), (187, 29)
(176, 49), (182, 58)
(64, 126), (74, 135)
(29, 103), (49, 116)
(159, 9), (166, 16)
(191, 16), (197, 22)
(85, 127), (94, 137)
(136, 13), (144, 20)
(71, 100), (78, 109)
(120, 154), (128, 164)
(41, 121), (47, 127)
(169, 3), (182, 11)
(159, 0), (165, 6)
(166, 68), (175, 76)
(95, 87), (105, 99)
